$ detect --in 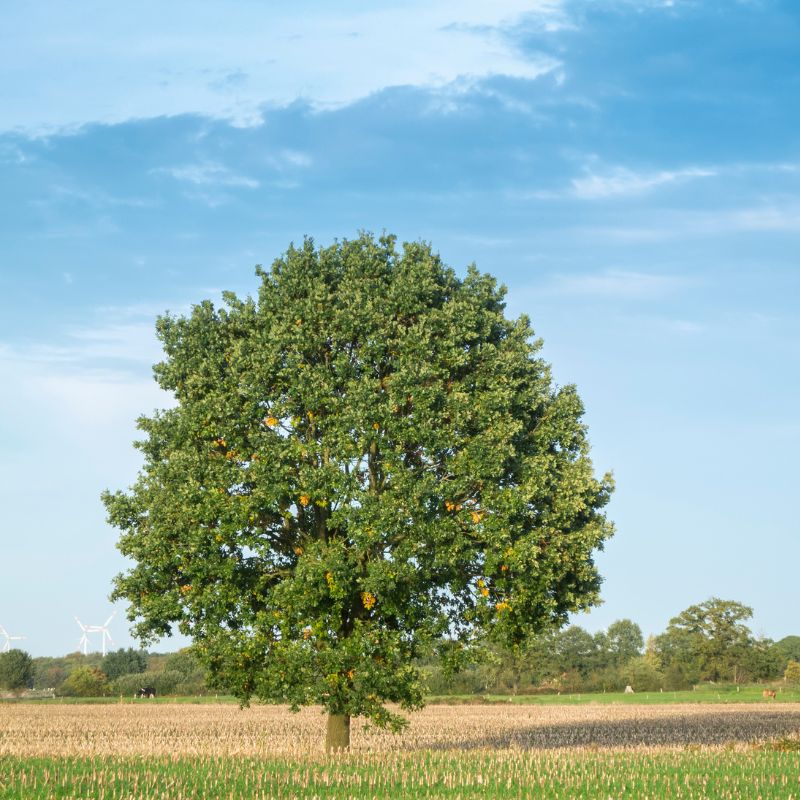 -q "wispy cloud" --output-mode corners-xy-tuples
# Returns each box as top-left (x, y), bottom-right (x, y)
(2, 0), (565, 133)
(154, 161), (259, 188)
(0, 325), (161, 372)
(728, 205), (800, 232)
(266, 150), (313, 170)
(0, 141), (30, 164)
(547, 268), (692, 298)
(0, 307), (175, 438)
(576, 203), (800, 243)
(570, 166), (715, 199)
